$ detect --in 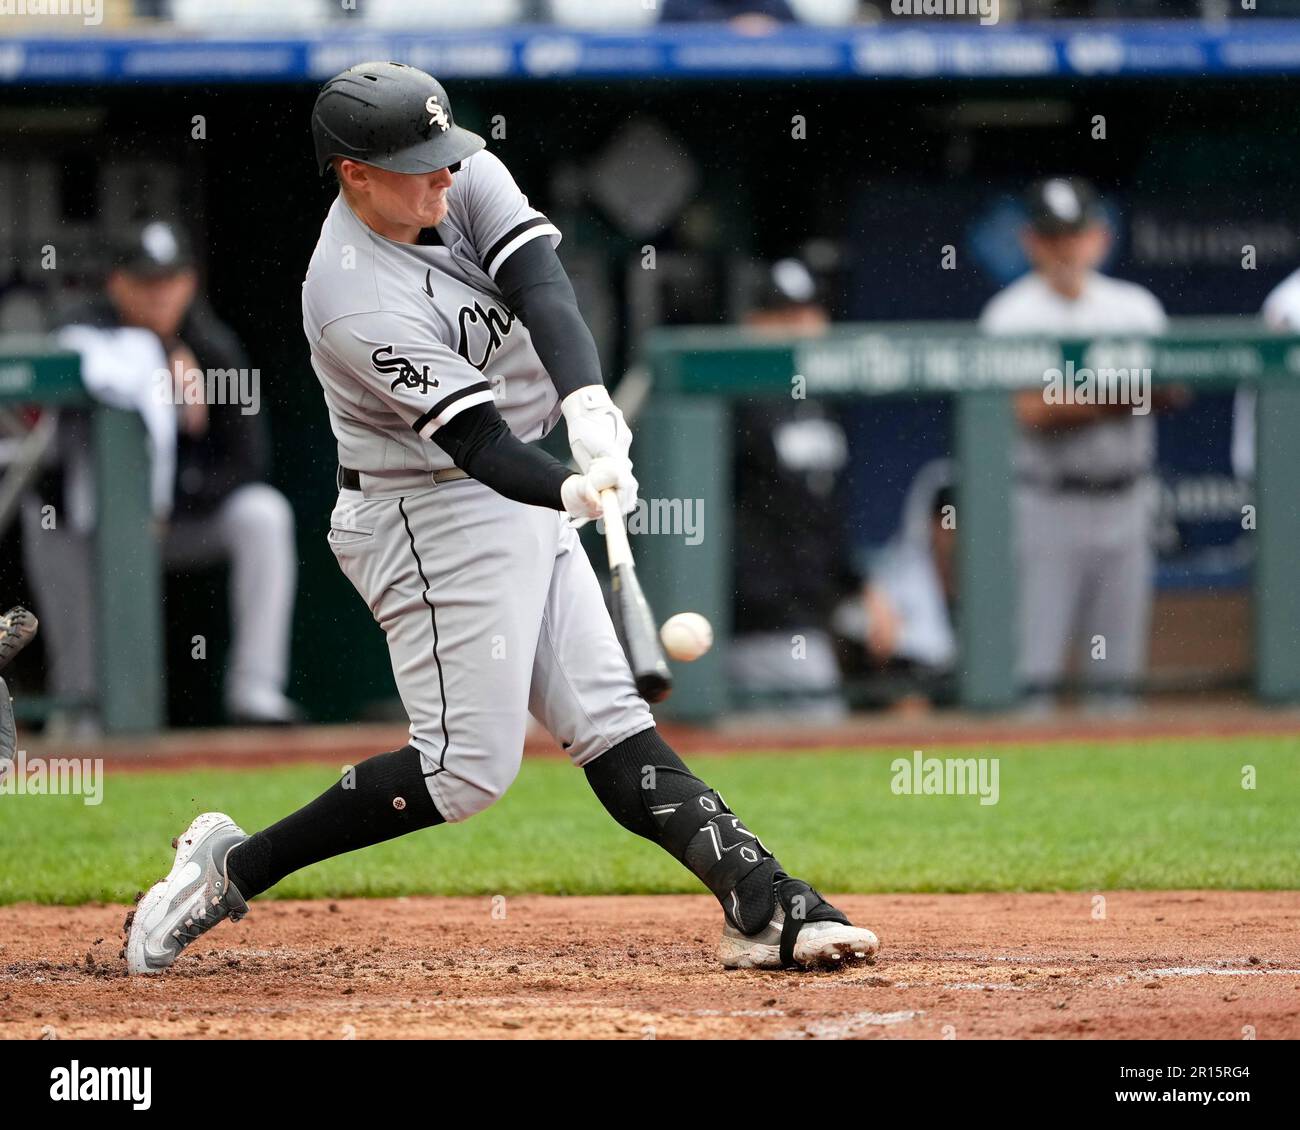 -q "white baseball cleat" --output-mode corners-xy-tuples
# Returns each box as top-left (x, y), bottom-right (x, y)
(125, 812), (250, 975)
(719, 875), (880, 970)
(720, 917), (881, 970)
